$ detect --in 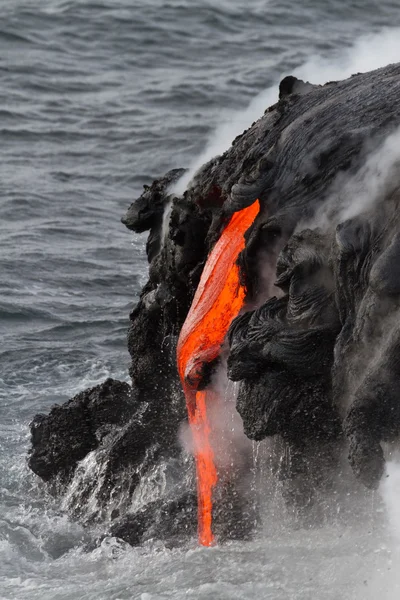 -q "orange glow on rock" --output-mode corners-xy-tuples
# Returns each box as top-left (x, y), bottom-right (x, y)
(177, 200), (260, 546)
